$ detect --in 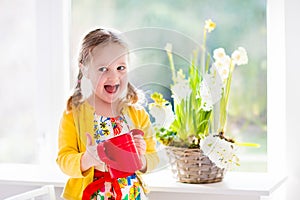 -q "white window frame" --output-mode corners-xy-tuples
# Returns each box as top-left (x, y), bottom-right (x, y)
(35, 0), (70, 165)
(266, 0), (286, 175)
